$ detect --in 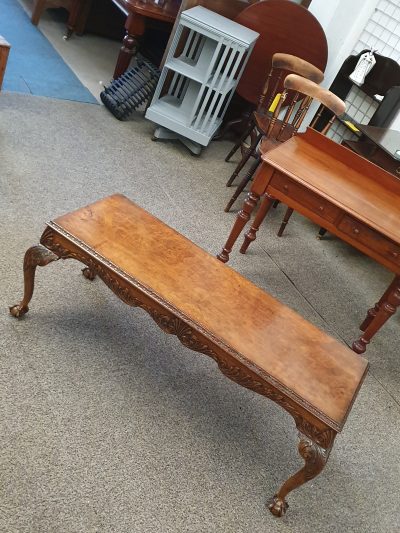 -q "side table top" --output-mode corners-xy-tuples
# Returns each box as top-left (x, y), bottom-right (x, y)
(262, 128), (400, 244)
